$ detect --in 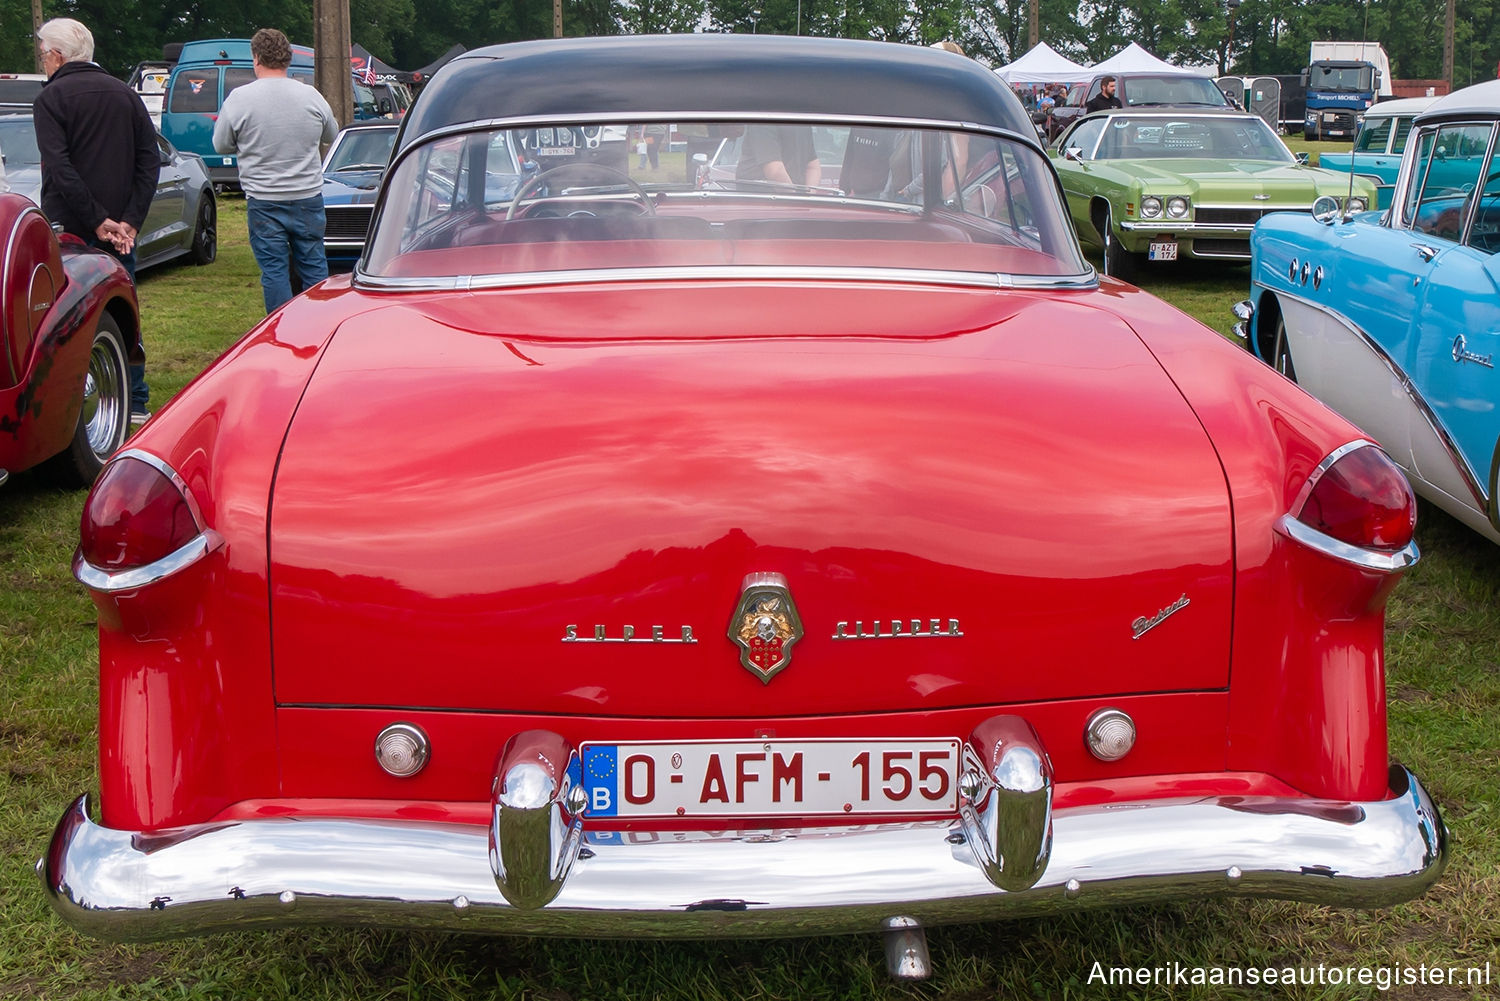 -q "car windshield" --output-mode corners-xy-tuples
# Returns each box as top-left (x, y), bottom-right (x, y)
(1092, 115), (1294, 162)
(327, 128), (398, 171)
(1310, 65), (1375, 91)
(0, 115), (40, 167)
(1121, 75), (1228, 107)
(364, 119), (1086, 282)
